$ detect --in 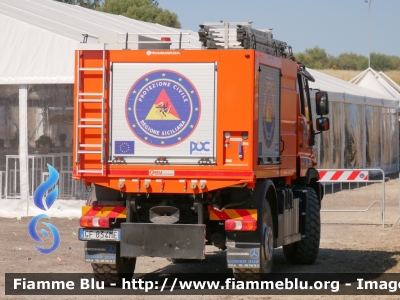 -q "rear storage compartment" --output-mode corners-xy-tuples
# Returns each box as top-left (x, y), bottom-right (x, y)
(110, 62), (217, 165)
